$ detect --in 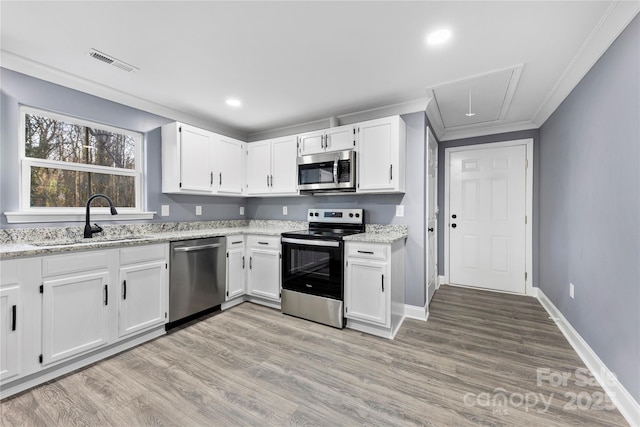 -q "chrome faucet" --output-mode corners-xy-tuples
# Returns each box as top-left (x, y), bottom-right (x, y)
(84, 194), (118, 238)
